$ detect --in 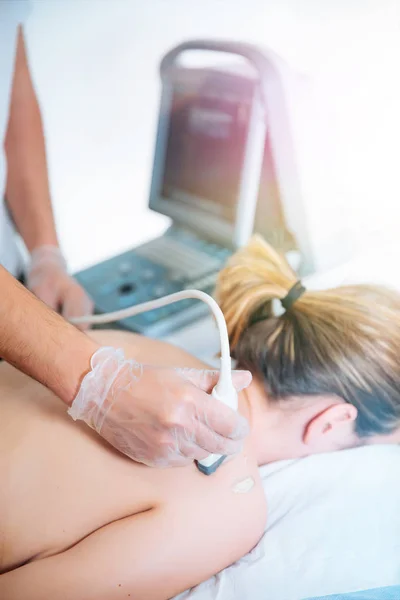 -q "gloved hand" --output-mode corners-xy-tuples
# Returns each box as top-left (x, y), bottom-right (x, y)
(26, 245), (94, 330)
(68, 346), (252, 467)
